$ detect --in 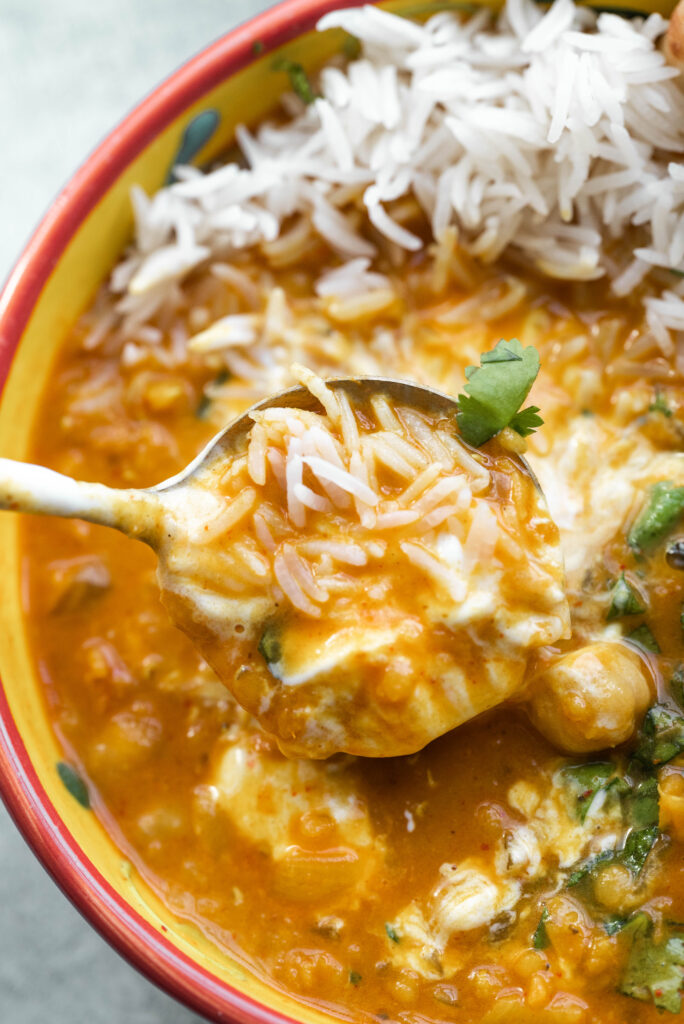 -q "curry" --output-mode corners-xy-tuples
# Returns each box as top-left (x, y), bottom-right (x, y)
(21, 238), (684, 1021)
(15, 0), (684, 1016)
